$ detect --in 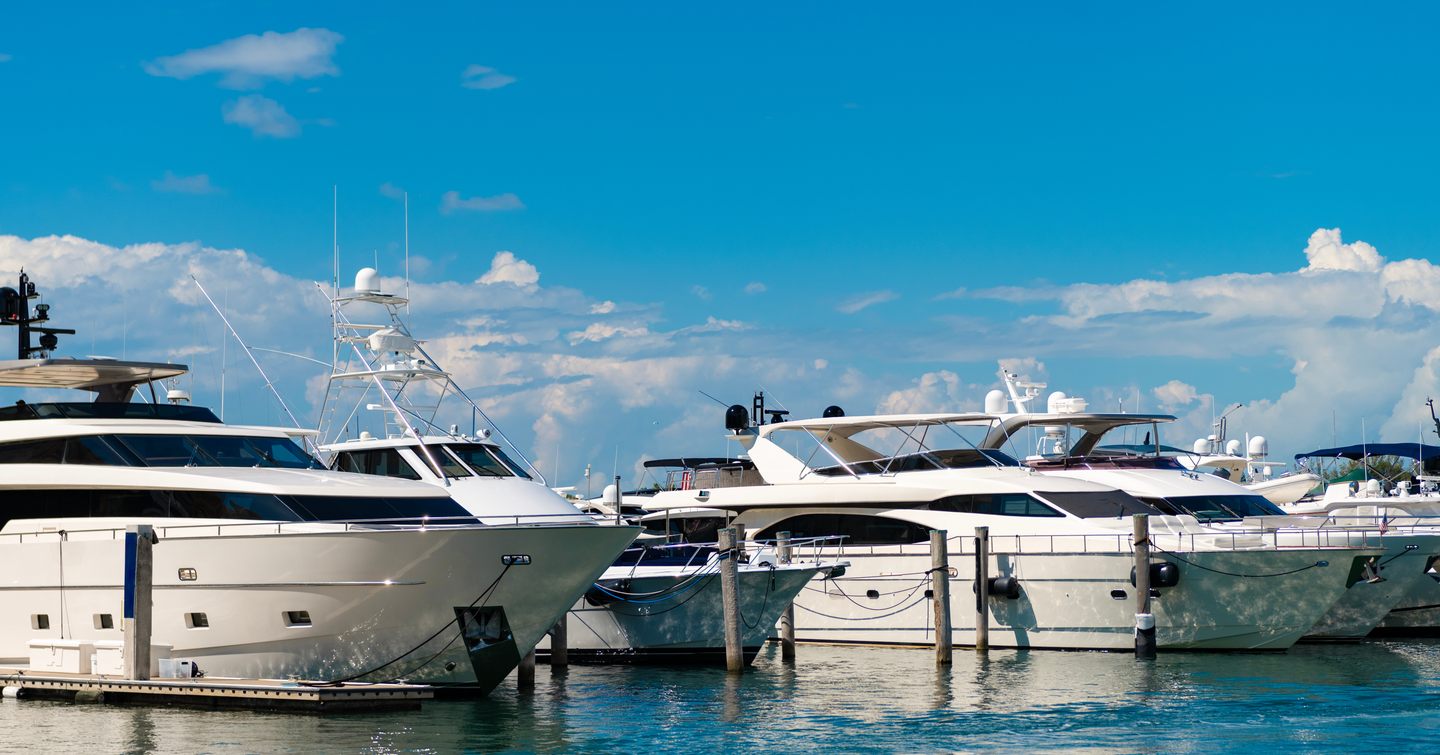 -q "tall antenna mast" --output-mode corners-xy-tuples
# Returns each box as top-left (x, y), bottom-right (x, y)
(404, 191), (410, 313)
